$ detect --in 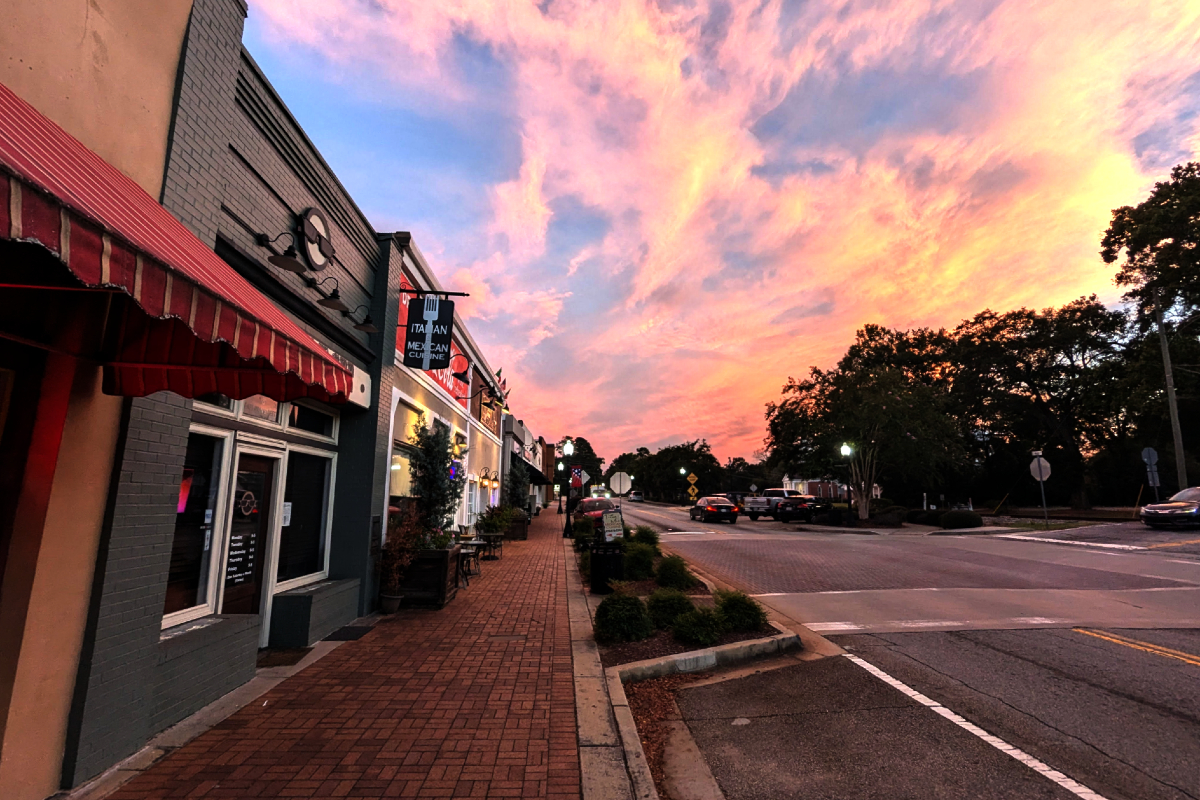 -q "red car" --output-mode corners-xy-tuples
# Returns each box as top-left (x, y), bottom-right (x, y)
(573, 497), (620, 532)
